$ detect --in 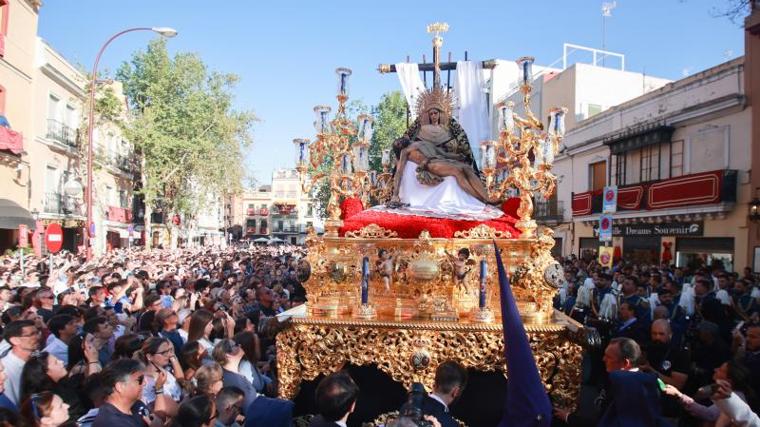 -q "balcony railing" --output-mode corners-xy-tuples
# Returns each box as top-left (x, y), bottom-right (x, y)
(46, 119), (78, 149)
(571, 169), (737, 216)
(535, 200), (565, 222)
(273, 226), (304, 234)
(44, 192), (83, 215)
